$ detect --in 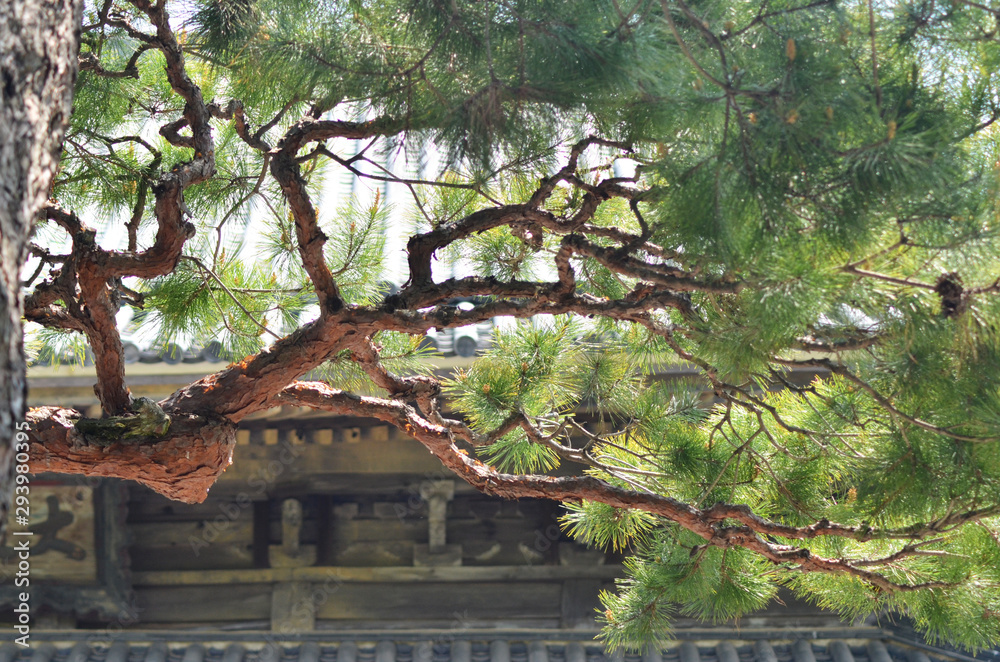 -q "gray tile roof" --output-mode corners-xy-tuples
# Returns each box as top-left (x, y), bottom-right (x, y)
(0, 635), (966, 662)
